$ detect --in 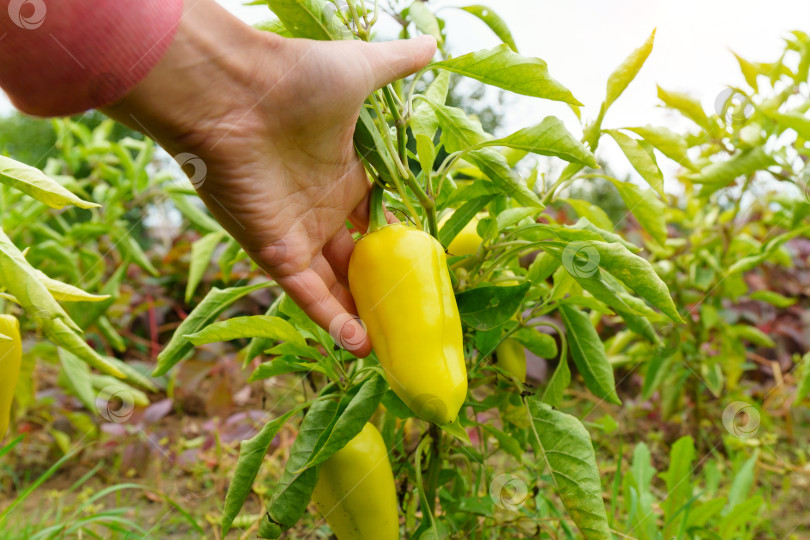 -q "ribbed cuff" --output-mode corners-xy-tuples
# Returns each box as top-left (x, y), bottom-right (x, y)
(0, 0), (184, 117)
